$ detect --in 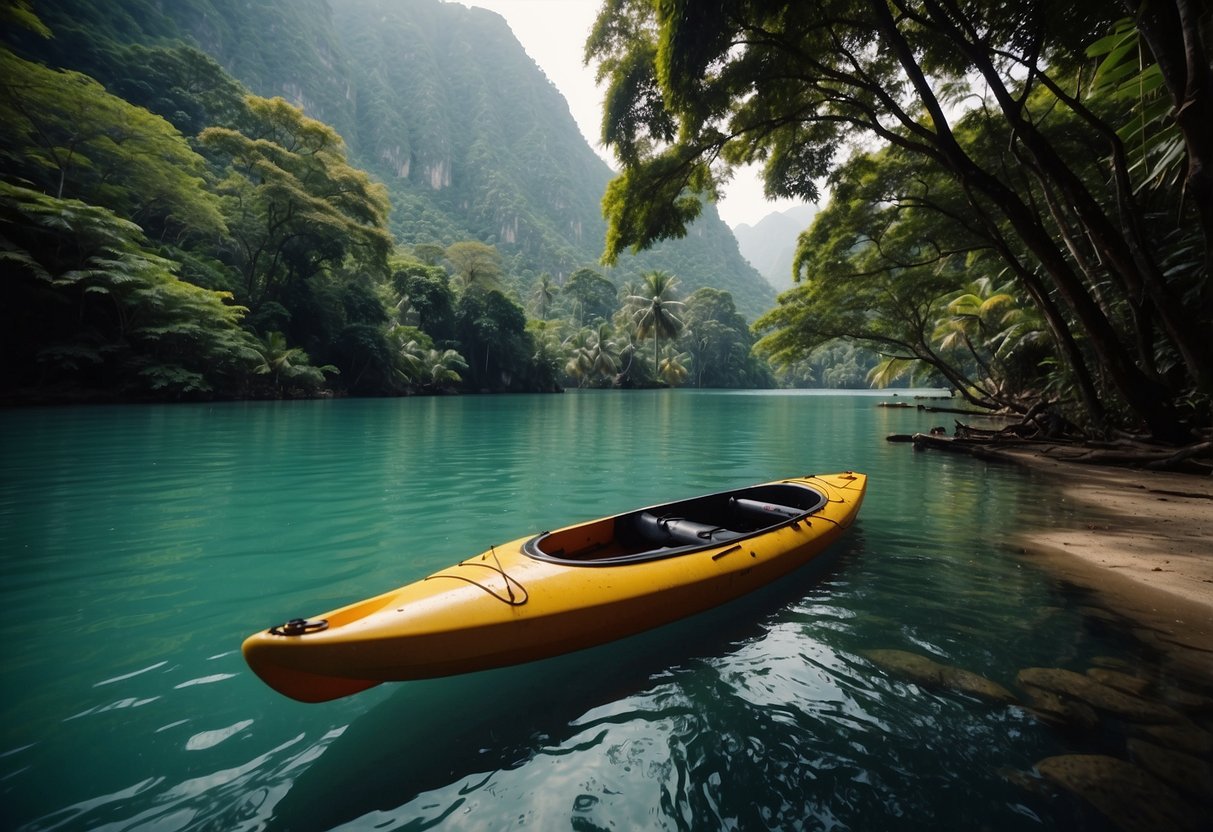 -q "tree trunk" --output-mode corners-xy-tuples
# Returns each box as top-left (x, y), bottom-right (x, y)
(1131, 0), (1213, 283)
(918, 0), (1213, 396)
(872, 0), (1193, 441)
